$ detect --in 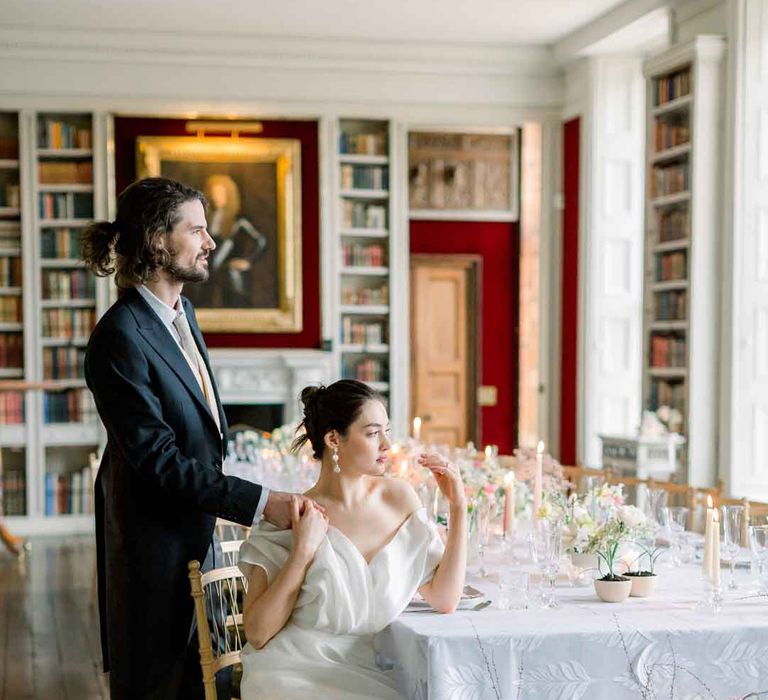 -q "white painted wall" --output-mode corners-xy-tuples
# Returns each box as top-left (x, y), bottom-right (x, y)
(577, 57), (647, 467)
